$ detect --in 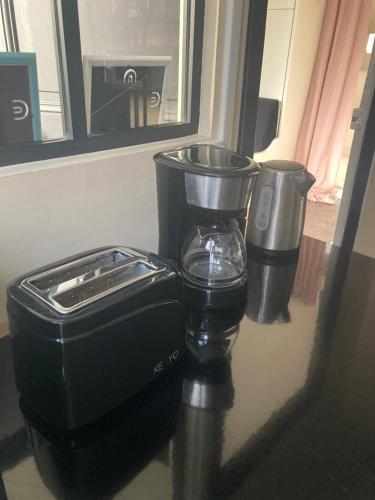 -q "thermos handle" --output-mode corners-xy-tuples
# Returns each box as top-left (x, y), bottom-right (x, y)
(294, 171), (316, 196)
(305, 171), (316, 190)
